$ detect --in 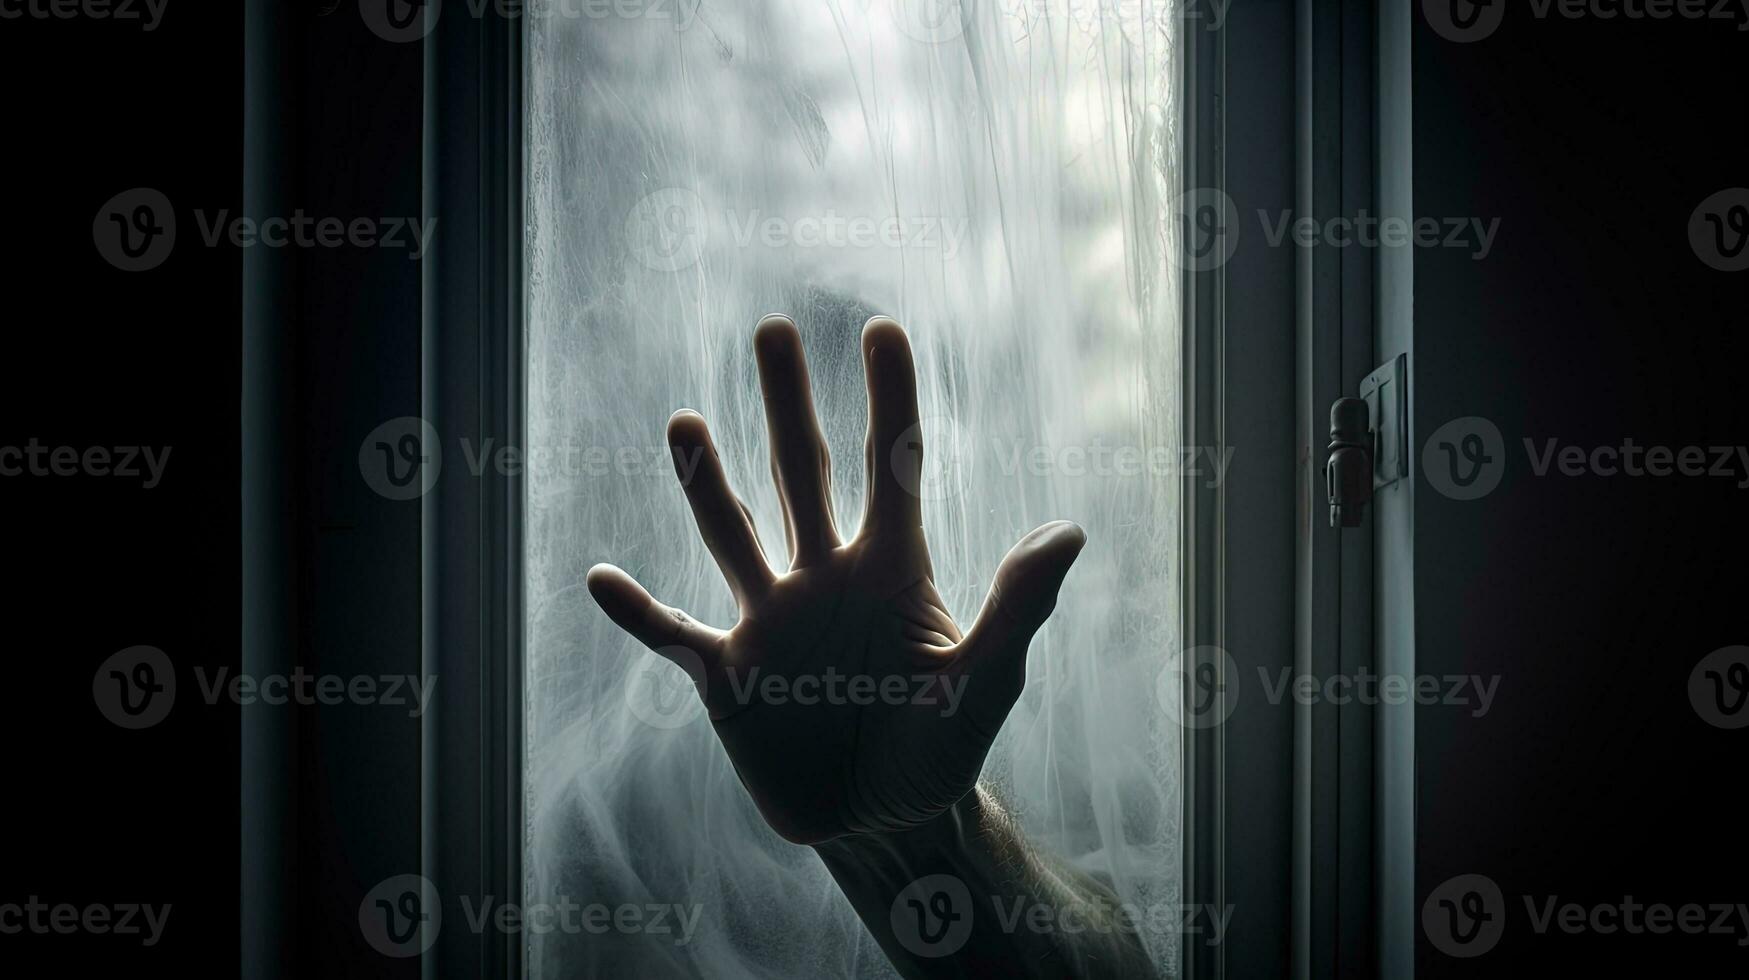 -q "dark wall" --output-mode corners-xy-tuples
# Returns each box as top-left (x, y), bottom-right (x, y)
(0, 6), (241, 974)
(7, 4), (1745, 977)
(0, 4), (428, 975)
(256, 8), (428, 978)
(1413, 8), (1749, 976)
